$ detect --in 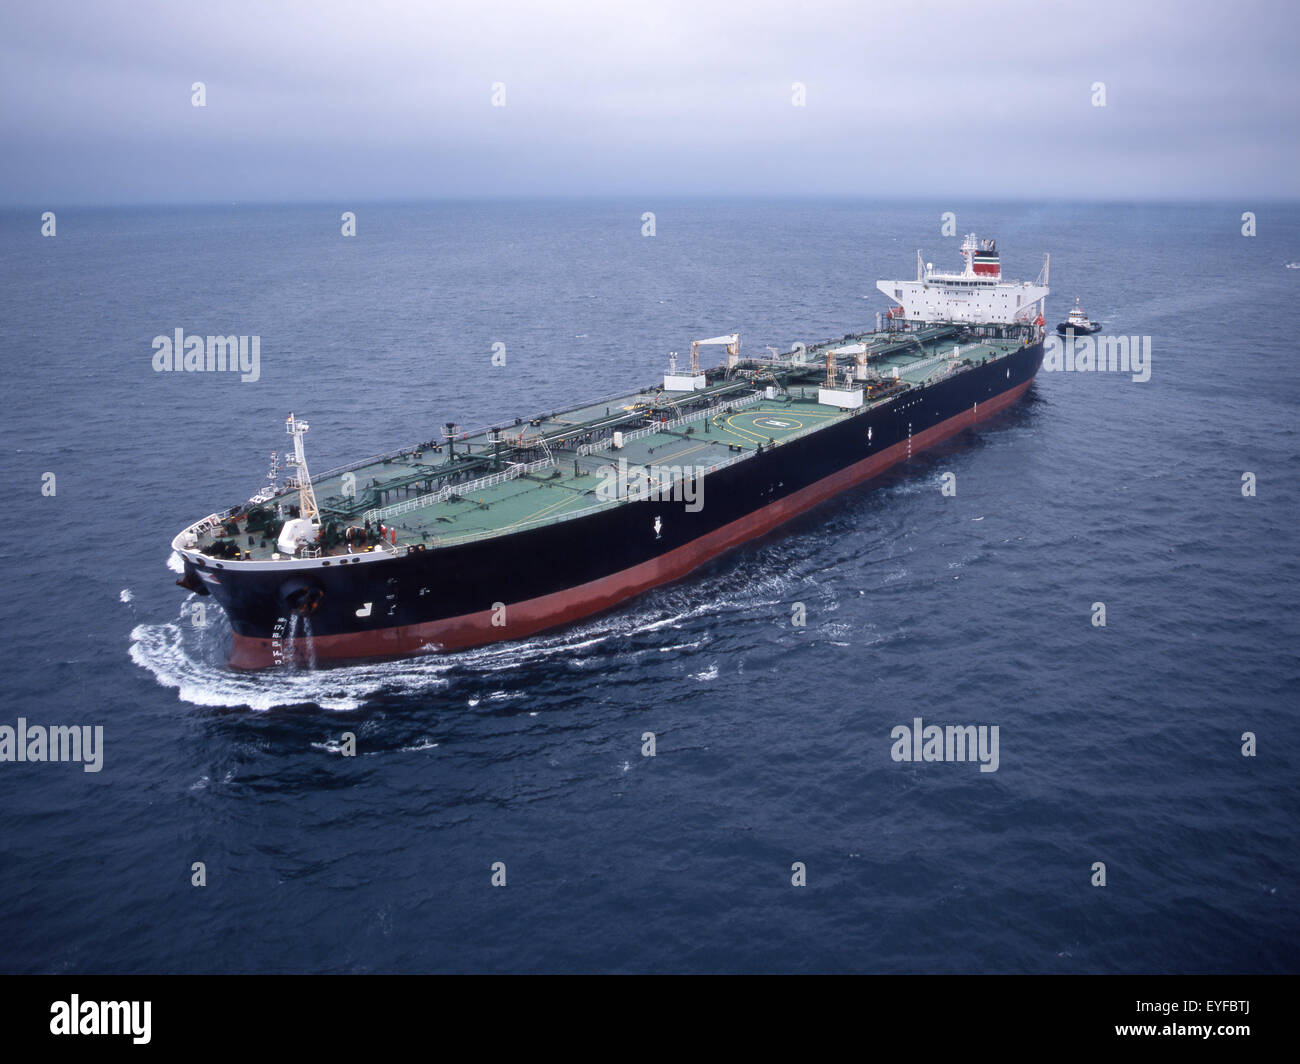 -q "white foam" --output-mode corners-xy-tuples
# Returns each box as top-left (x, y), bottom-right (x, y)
(658, 639), (706, 653)
(119, 588), (133, 604)
(129, 557), (798, 710)
(129, 603), (455, 711)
